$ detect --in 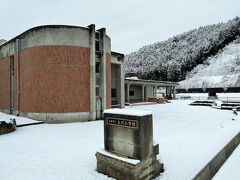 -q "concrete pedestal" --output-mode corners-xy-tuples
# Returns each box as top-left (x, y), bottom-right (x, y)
(96, 150), (163, 180)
